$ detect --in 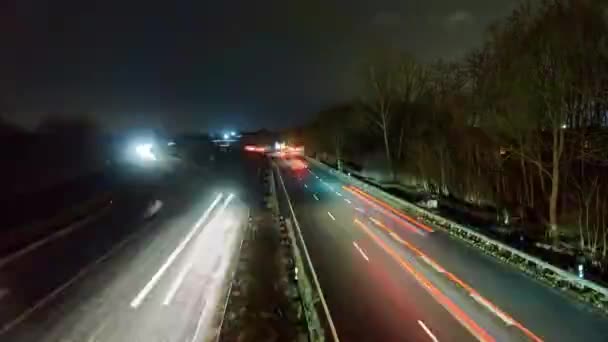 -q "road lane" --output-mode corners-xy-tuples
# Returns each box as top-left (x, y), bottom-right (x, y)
(295, 159), (608, 341)
(276, 162), (477, 341)
(0, 150), (256, 341)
